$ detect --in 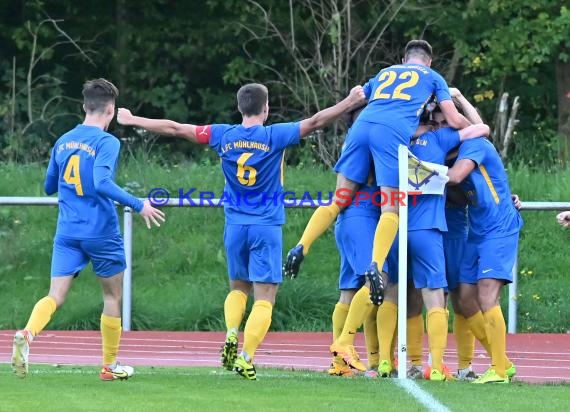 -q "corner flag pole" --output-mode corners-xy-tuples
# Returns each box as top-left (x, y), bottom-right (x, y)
(397, 144), (409, 379)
